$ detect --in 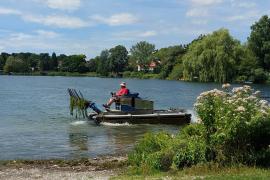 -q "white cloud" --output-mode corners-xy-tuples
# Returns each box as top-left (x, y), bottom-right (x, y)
(139, 30), (157, 37)
(226, 10), (260, 22)
(190, 0), (223, 6)
(230, 0), (256, 8)
(0, 7), (21, 15)
(22, 14), (89, 28)
(43, 0), (81, 11)
(191, 19), (208, 25)
(91, 13), (138, 26)
(186, 8), (208, 17)
(0, 30), (107, 57)
(112, 30), (157, 41)
(35, 30), (60, 38)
